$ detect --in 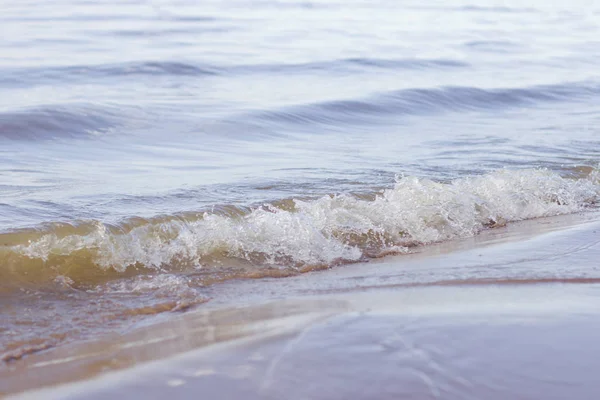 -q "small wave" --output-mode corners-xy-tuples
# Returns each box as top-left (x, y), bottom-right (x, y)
(1, 12), (220, 22)
(460, 5), (538, 13)
(0, 62), (219, 86)
(0, 105), (124, 140)
(231, 57), (469, 74)
(101, 61), (217, 76)
(250, 81), (600, 127)
(1, 168), (598, 290)
(409, 5), (538, 13)
(109, 26), (233, 37)
(1, 57), (466, 87)
(464, 40), (525, 53)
